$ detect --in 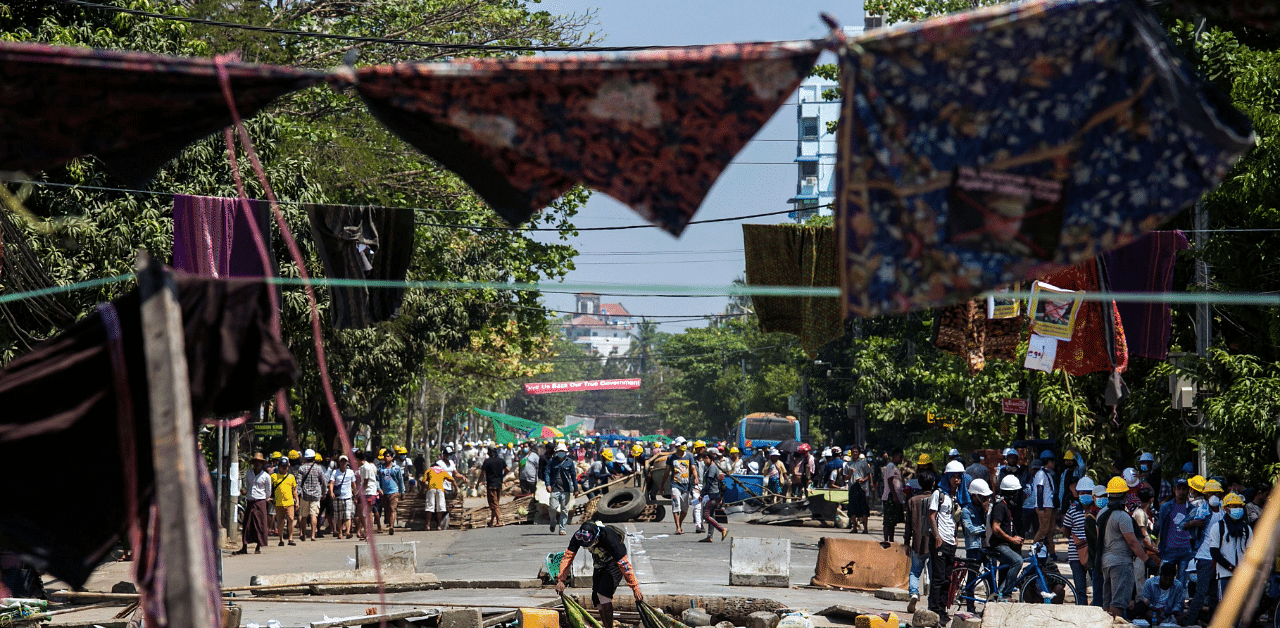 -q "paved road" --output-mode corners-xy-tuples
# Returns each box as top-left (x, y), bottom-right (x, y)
(58, 509), (910, 627)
